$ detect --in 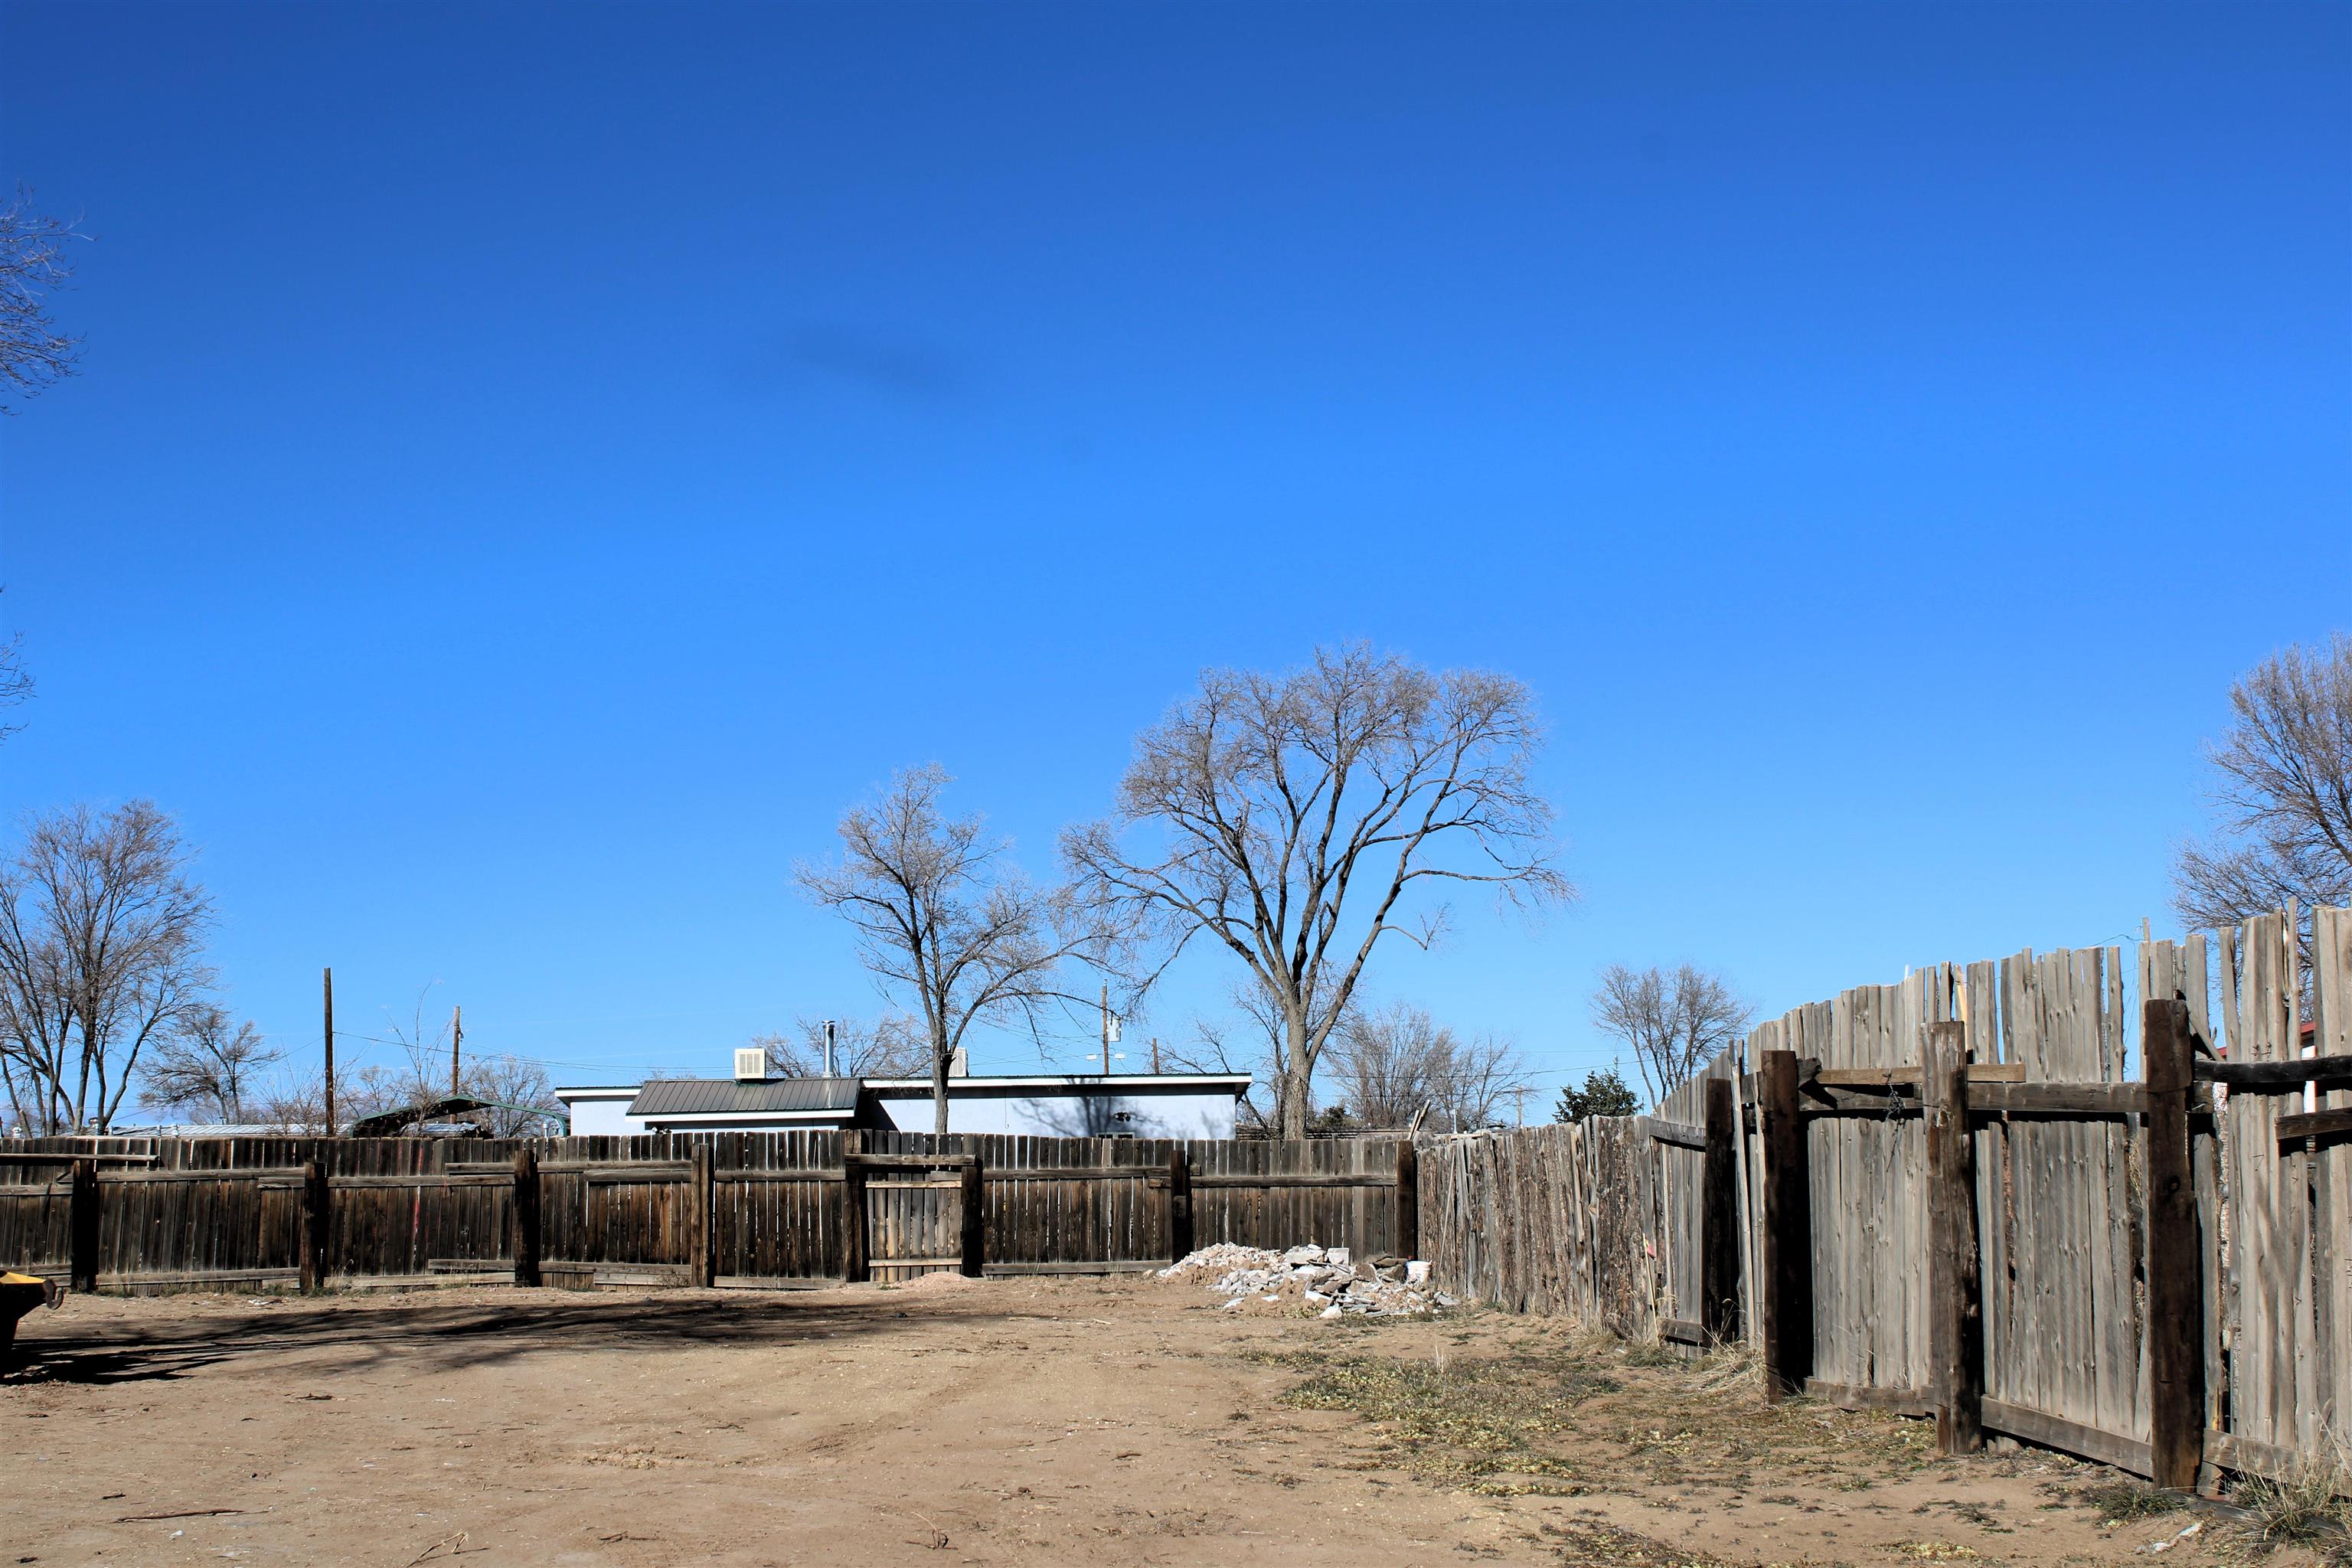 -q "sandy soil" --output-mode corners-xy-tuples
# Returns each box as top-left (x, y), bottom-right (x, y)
(0, 1274), (2275, 1568)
